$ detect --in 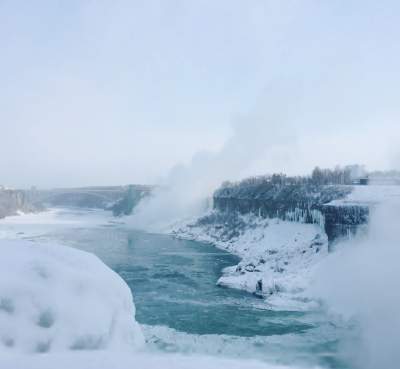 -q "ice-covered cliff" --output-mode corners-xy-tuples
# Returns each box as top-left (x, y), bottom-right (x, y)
(172, 182), (400, 308)
(213, 181), (370, 244)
